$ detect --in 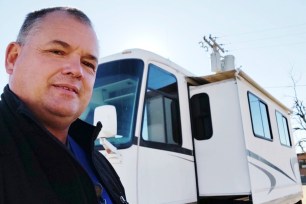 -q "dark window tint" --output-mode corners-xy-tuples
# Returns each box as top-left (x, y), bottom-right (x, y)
(190, 93), (213, 140)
